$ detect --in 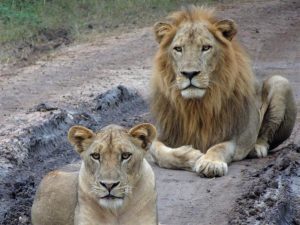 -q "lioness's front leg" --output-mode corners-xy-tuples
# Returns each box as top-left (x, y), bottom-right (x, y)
(194, 141), (236, 177)
(150, 141), (203, 171)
